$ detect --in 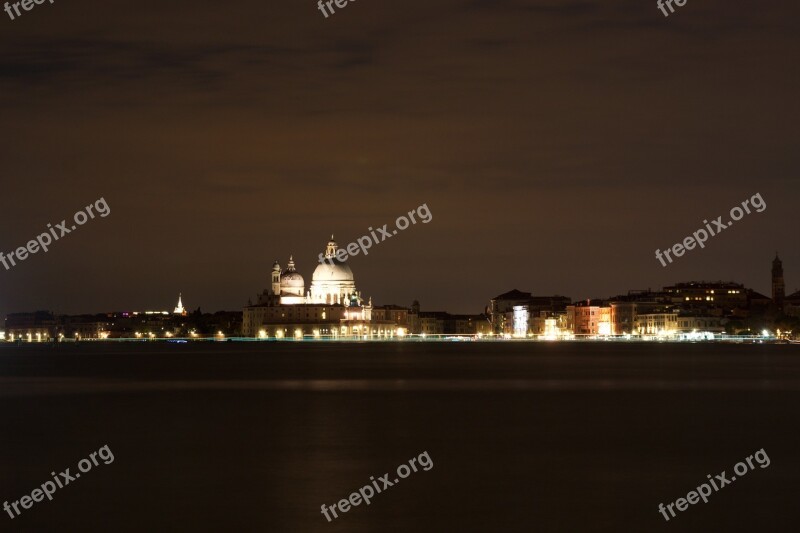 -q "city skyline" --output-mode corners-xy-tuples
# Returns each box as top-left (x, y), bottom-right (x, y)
(3, 249), (797, 318)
